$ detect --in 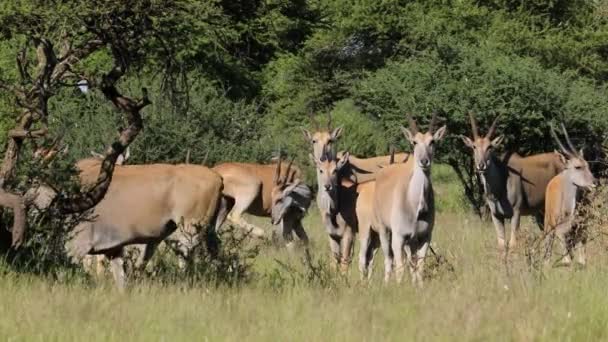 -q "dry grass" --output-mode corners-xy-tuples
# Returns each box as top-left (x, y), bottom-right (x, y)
(1, 209), (608, 341)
